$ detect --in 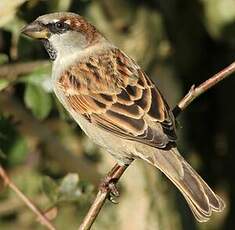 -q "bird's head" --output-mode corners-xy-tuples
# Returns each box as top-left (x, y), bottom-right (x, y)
(22, 12), (104, 60)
